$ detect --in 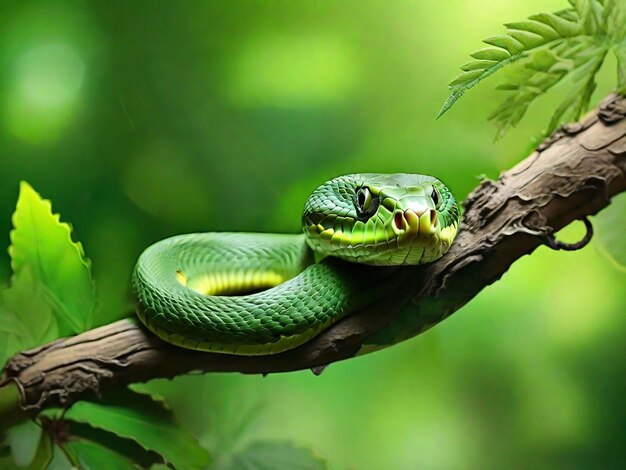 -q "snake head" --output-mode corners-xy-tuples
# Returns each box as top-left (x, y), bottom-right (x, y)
(302, 173), (460, 266)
